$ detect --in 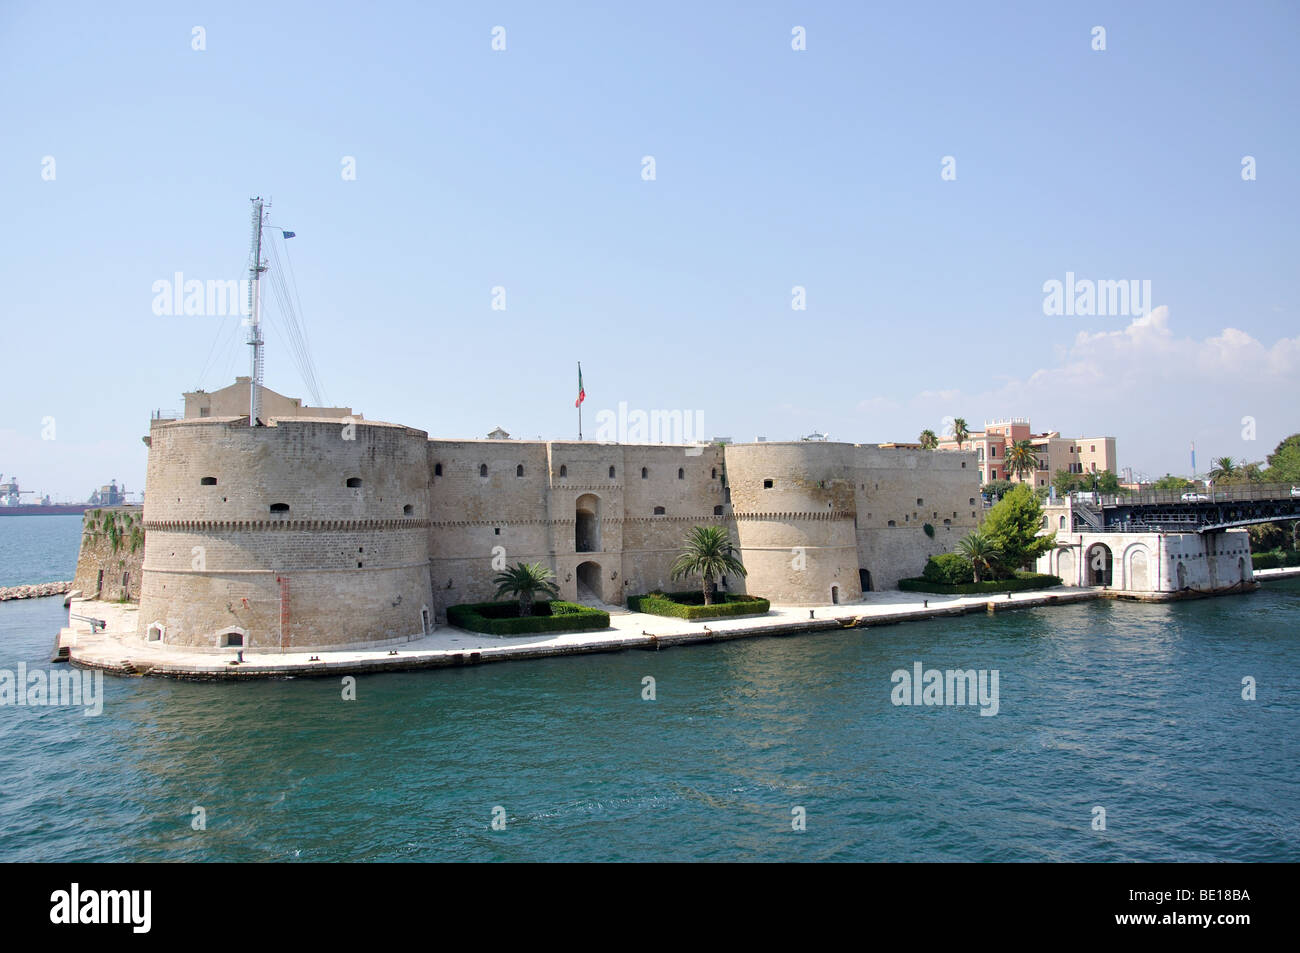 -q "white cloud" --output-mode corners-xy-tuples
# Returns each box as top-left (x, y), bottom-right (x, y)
(857, 307), (1300, 476)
